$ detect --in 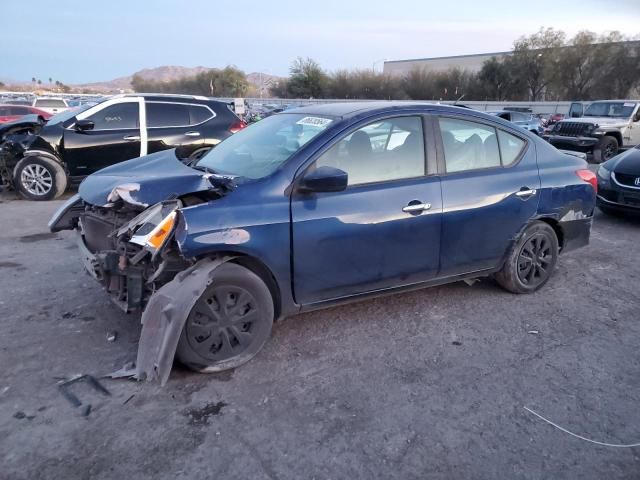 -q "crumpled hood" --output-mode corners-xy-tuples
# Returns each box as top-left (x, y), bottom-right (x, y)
(562, 117), (629, 128)
(610, 148), (640, 175)
(78, 149), (223, 207)
(0, 114), (42, 139)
